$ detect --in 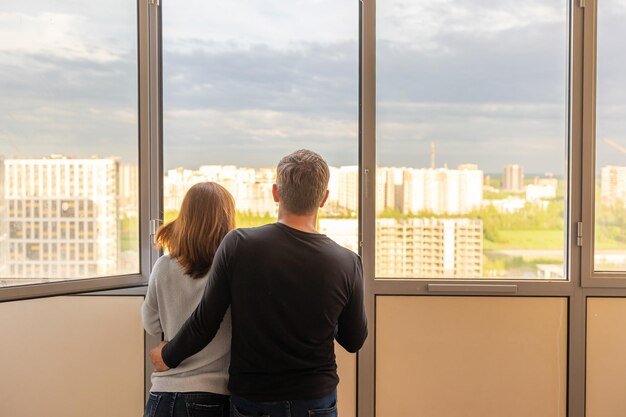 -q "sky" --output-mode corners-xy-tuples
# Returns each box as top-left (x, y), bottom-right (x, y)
(0, 0), (625, 174)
